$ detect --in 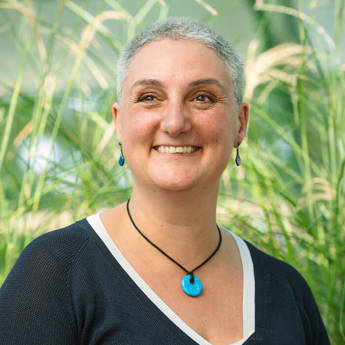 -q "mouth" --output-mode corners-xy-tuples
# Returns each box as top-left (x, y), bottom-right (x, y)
(153, 145), (201, 154)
